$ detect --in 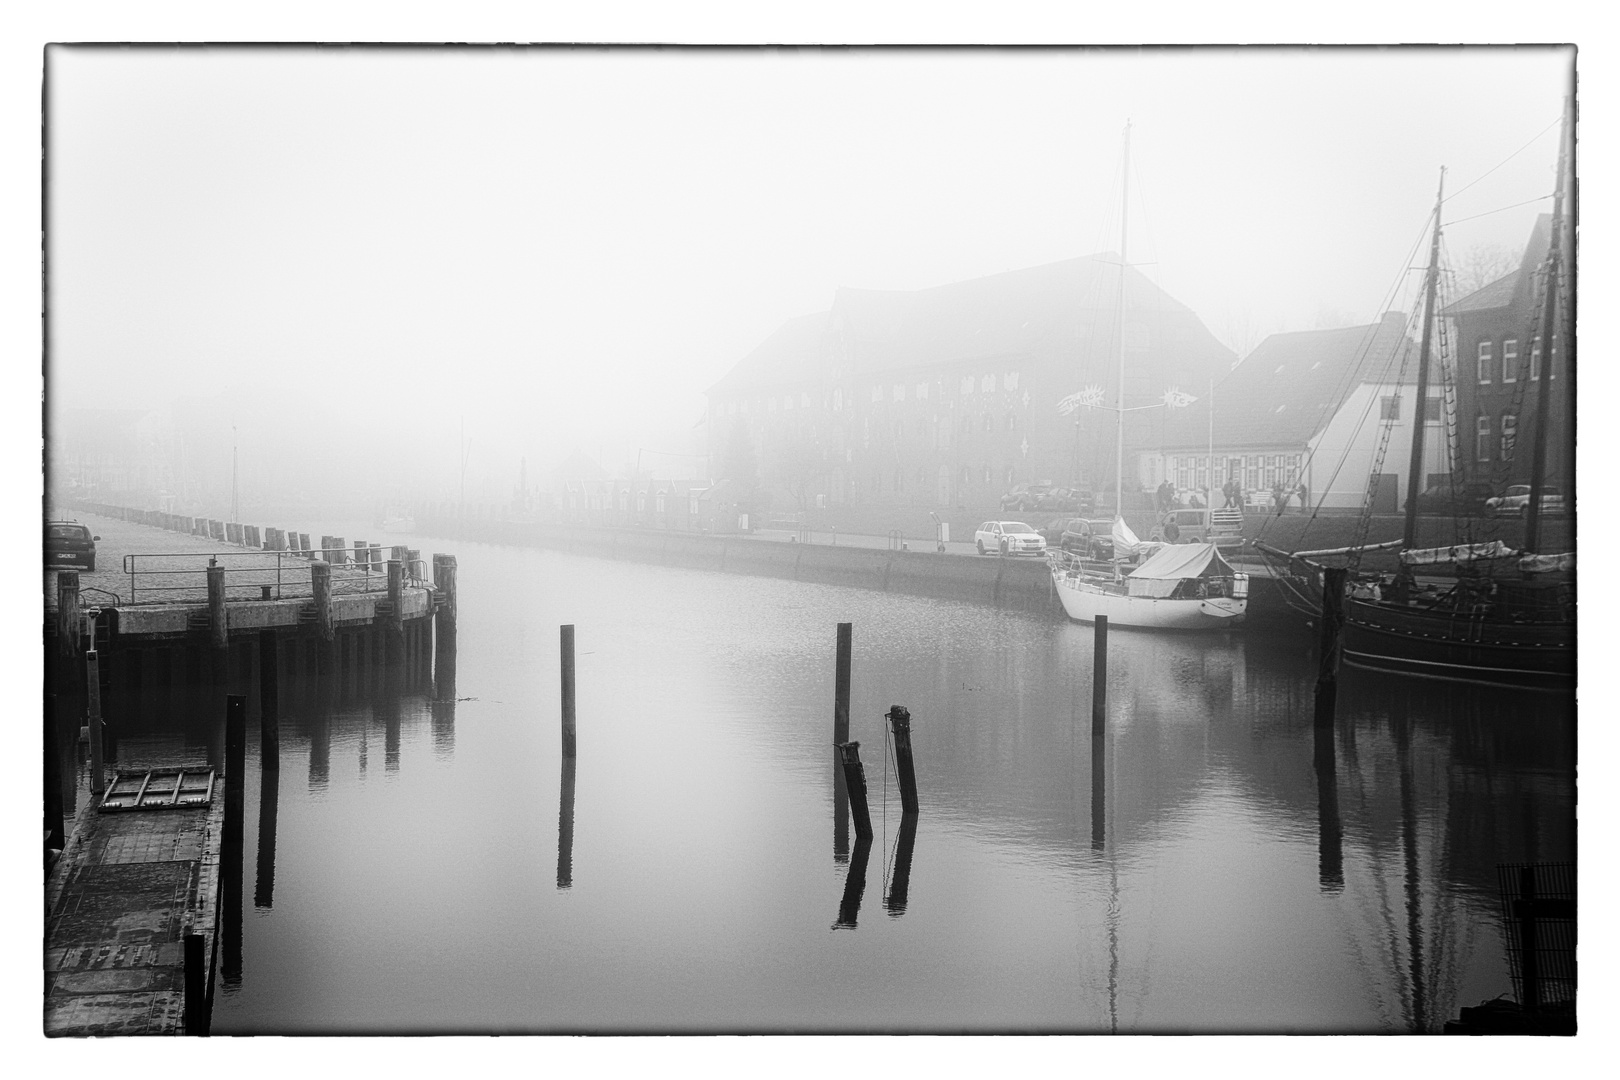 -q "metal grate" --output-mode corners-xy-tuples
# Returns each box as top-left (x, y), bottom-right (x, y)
(99, 768), (217, 812)
(1497, 861), (1576, 1010)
